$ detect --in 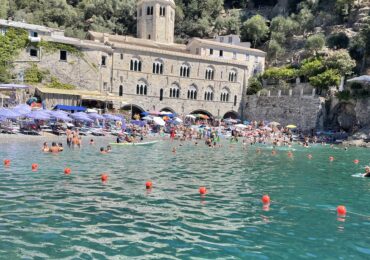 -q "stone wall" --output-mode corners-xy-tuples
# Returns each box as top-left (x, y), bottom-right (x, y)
(244, 95), (325, 131)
